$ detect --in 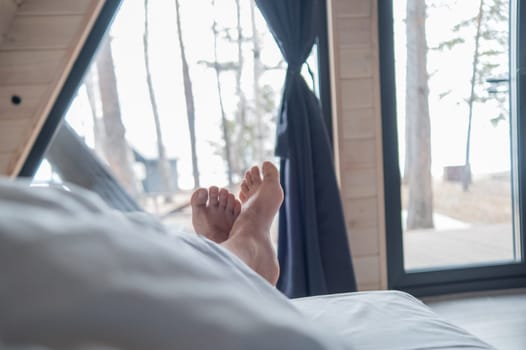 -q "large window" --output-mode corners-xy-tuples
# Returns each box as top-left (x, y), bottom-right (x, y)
(380, 0), (526, 295)
(27, 0), (330, 235)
